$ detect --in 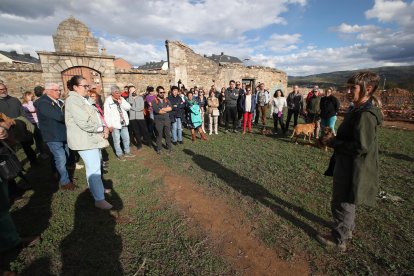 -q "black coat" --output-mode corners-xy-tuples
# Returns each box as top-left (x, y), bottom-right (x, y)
(167, 95), (185, 122)
(320, 95), (340, 119)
